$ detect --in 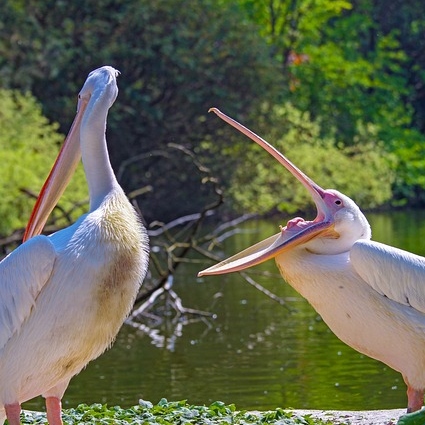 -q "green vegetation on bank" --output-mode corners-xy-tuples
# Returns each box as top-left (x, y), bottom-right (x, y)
(20, 400), (330, 424)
